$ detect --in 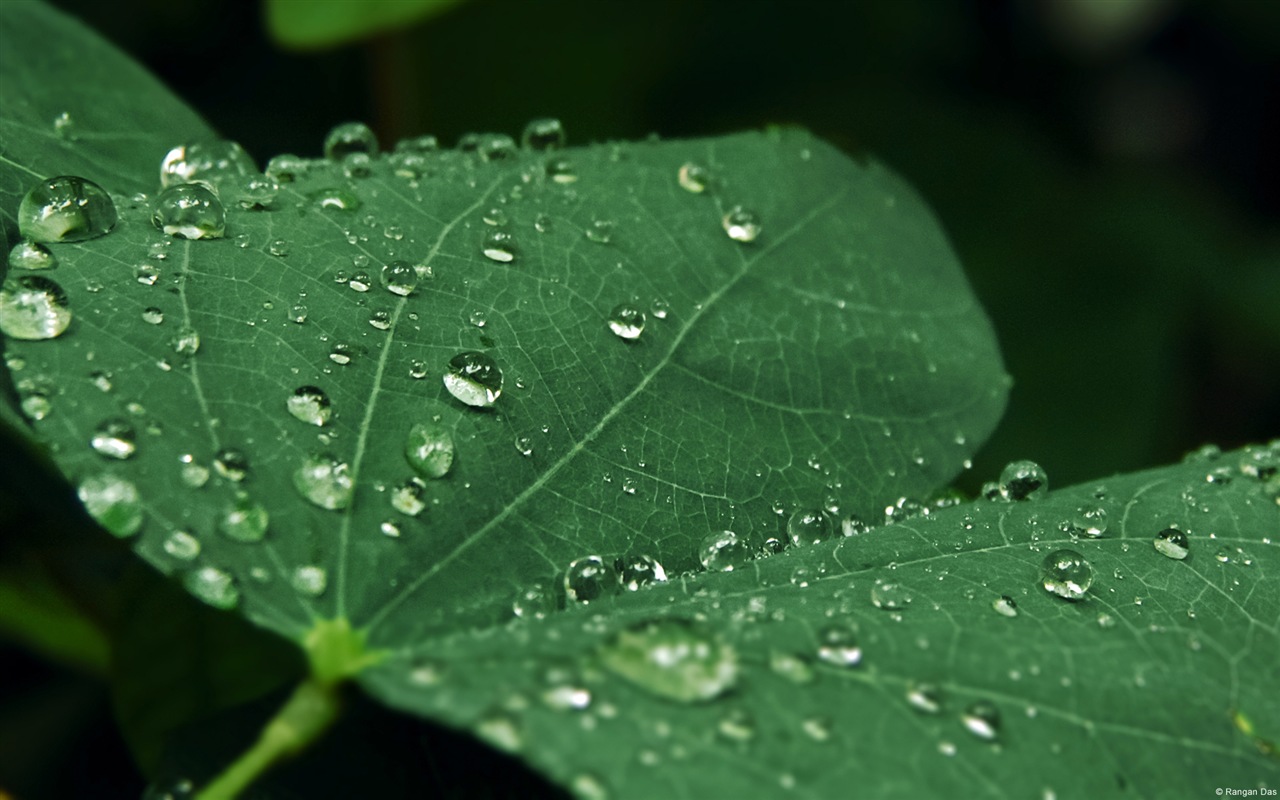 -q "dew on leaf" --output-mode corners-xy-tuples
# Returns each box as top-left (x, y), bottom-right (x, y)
(219, 493), (269, 542)
(268, 239), (289, 257)
(213, 448), (249, 482)
(368, 310), (392, 330)
(171, 327), (200, 355)
(1041, 549), (1093, 600)
(0, 276), (73, 340)
(409, 359), (429, 379)
(293, 453), (354, 510)
(546, 158), (577, 184)
(815, 623), (862, 667)
(564, 555), (610, 603)
(677, 162), (710, 193)
(513, 581), (557, 619)
(698, 530), (752, 572)
(235, 174), (279, 209)
(382, 260), (418, 296)
(443, 351), (503, 407)
(160, 140), (255, 189)
(163, 530), (201, 561)
(721, 206), (761, 243)
(90, 419), (136, 460)
(769, 650), (815, 684)
(870, 579), (913, 610)
(8, 240), (56, 271)
(404, 422), (454, 478)
(324, 122), (378, 160)
(542, 683), (591, 711)
(1000, 459), (1048, 500)
(1067, 504), (1108, 537)
(477, 133), (517, 161)
(514, 435), (534, 457)
(801, 717), (833, 742)
(1153, 527), (1190, 560)
(179, 454), (210, 488)
(906, 683), (943, 714)
(992, 595), (1019, 618)
(607, 304), (646, 341)
(141, 307), (164, 325)
(152, 184), (226, 239)
(585, 219), (614, 244)
(615, 554), (668, 591)
(290, 304), (309, 323)
(717, 708), (756, 742)
(348, 273), (372, 292)
(650, 298), (670, 319)
(77, 473), (143, 537)
(264, 153), (307, 183)
(598, 618), (738, 703)
(474, 714), (522, 752)
(521, 117), (566, 150)
(961, 701), (1000, 741)
(287, 386), (332, 427)
(185, 566), (239, 610)
(136, 264), (160, 285)
(481, 230), (517, 263)
(292, 565), (328, 597)
(18, 176), (117, 243)
(787, 507), (837, 546)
